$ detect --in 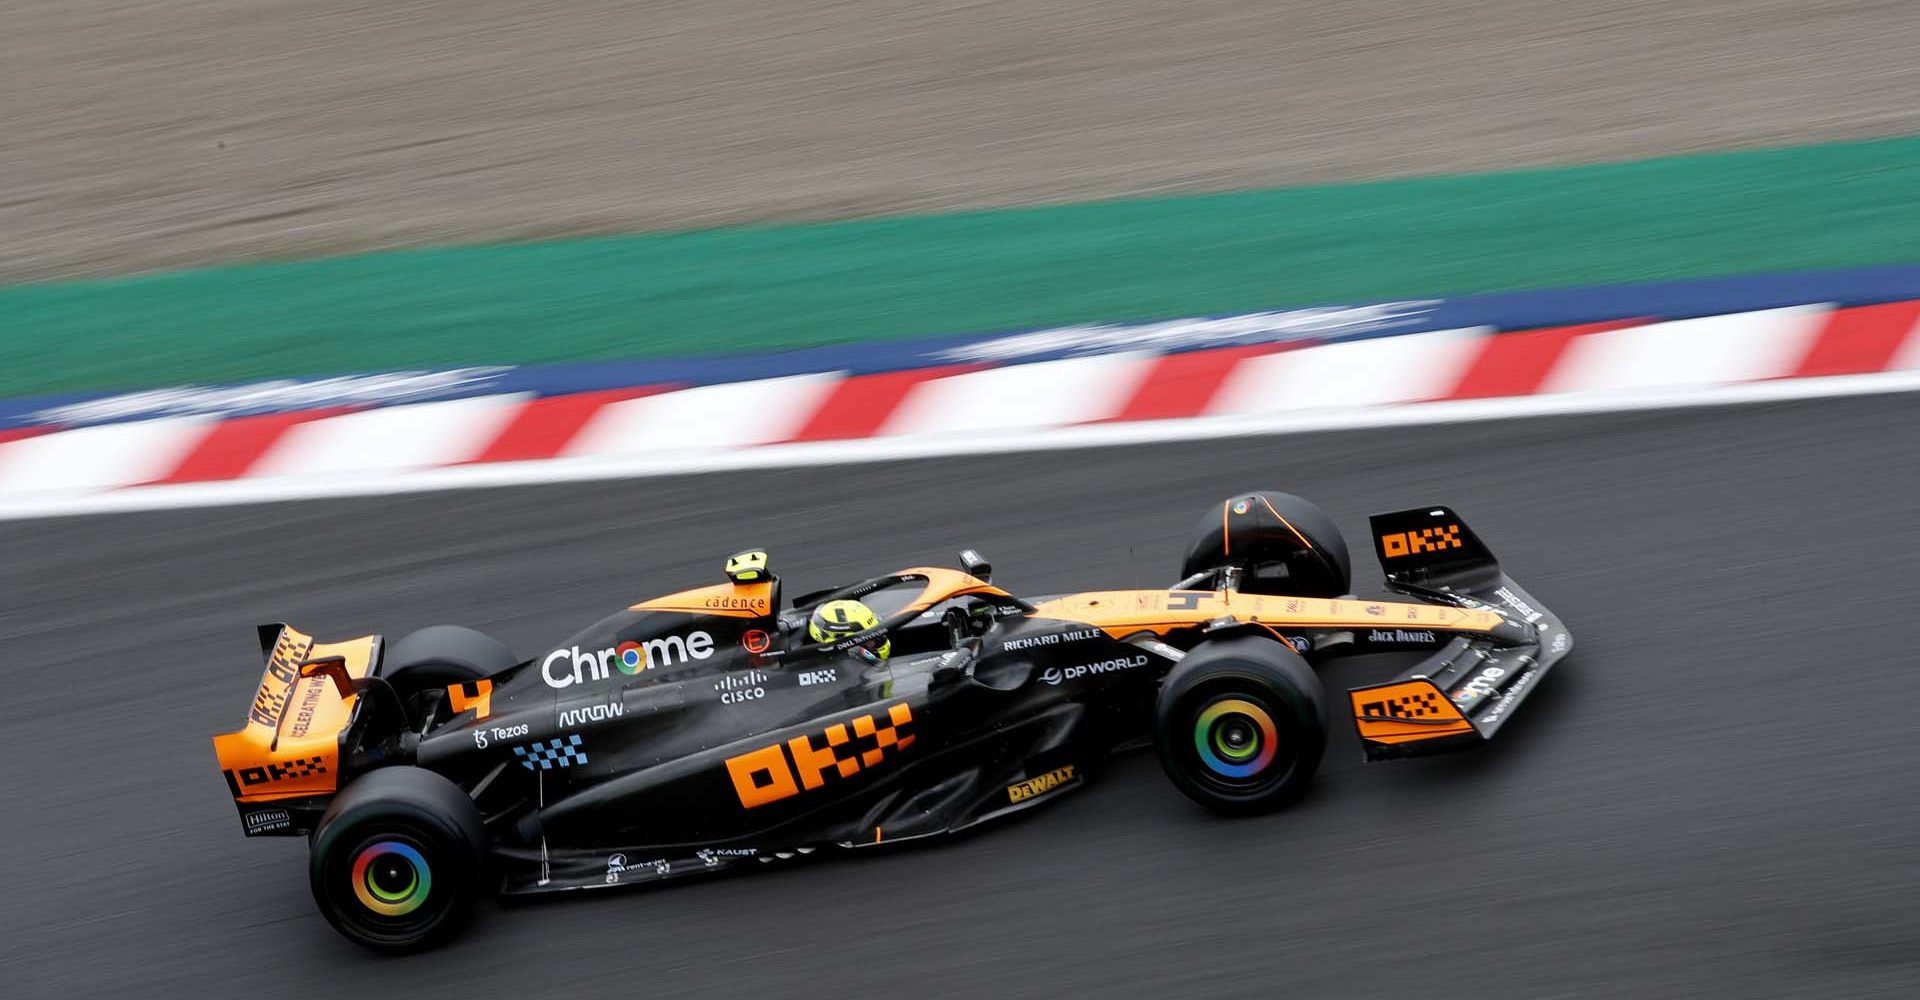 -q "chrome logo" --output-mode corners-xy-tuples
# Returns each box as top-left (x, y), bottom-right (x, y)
(1193, 698), (1279, 778)
(615, 641), (645, 675)
(350, 841), (432, 916)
